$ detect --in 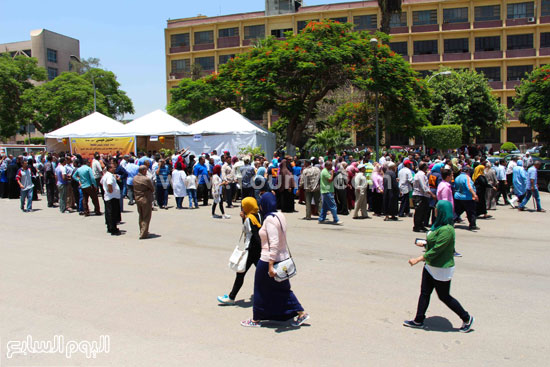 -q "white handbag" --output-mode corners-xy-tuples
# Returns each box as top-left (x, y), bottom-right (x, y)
(267, 216), (297, 282)
(228, 231), (248, 273)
